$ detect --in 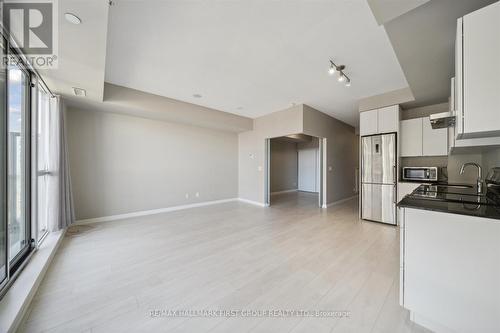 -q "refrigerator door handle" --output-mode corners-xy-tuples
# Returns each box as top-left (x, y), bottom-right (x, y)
(393, 165), (397, 184)
(394, 184), (397, 204)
